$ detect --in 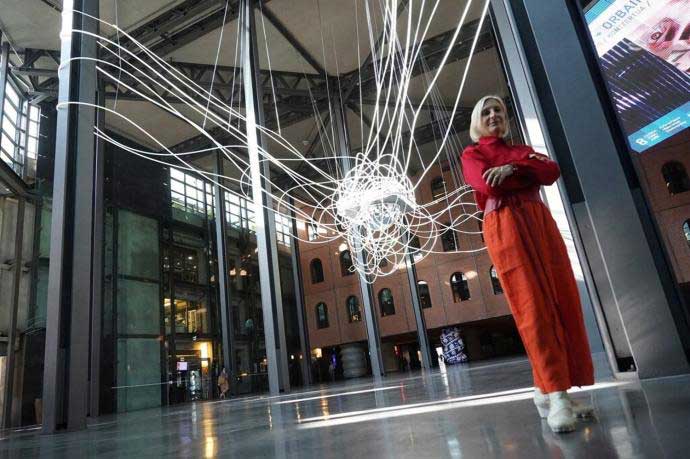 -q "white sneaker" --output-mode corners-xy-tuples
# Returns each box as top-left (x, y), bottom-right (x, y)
(534, 388), (549, 418)
(547, 391), (576, 433)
